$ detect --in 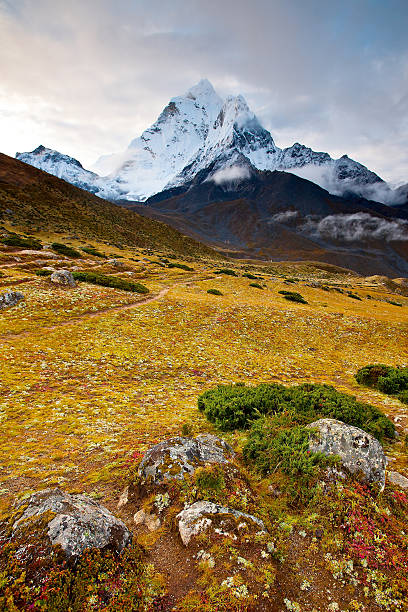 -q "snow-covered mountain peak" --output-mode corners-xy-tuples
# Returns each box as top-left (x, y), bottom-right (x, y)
(17, 79), (396, 203)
